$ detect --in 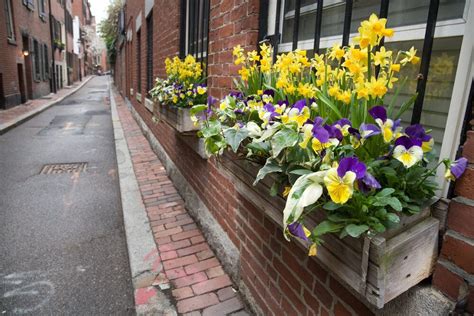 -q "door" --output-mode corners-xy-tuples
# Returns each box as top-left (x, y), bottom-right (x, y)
(17, 64), (27, 103)
(22, 36), (33, 100)
(0, 73), (5, 109)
